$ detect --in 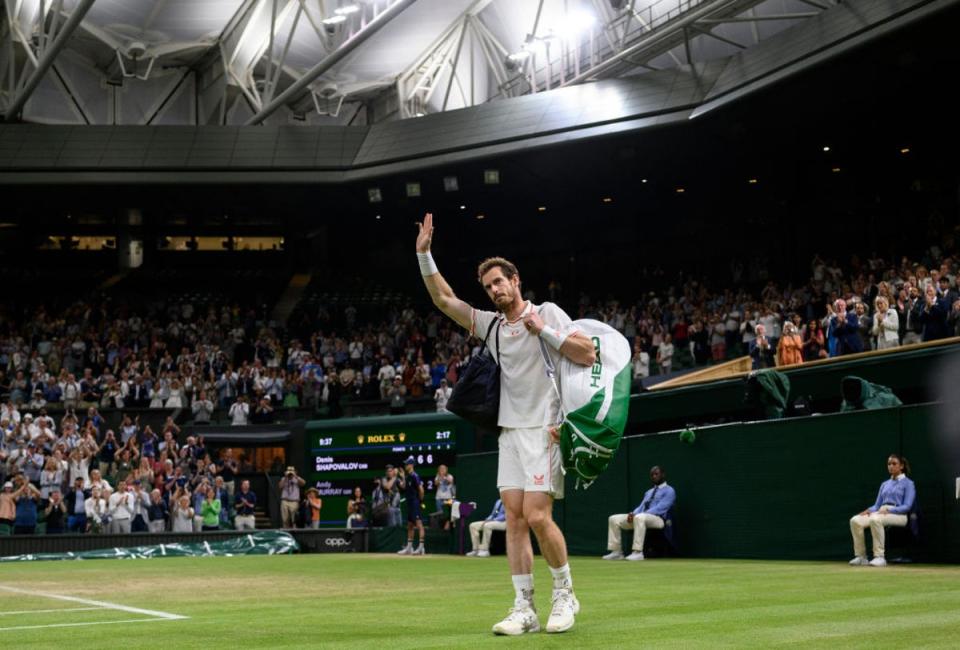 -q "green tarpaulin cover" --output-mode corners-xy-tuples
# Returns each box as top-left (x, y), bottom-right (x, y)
(0, 531), (299, 562)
